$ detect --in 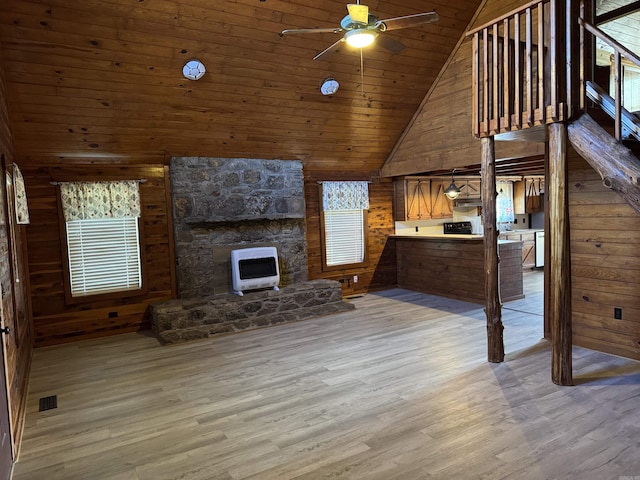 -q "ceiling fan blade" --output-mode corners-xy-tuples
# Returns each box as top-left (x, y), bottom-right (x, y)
(376, 35), (406, 54)
(376, 11), (439, 32)
(347, 4), (369, 24)
(280, 27), (343, 36)
(313, 38), (345, 60)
